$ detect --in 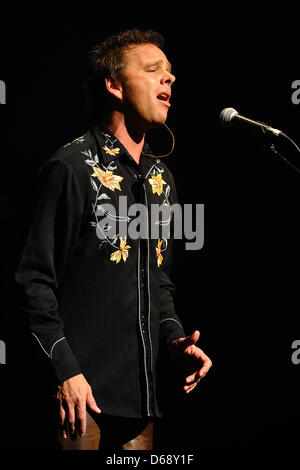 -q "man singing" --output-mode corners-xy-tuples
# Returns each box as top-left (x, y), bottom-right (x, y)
(15, 29), (212, 450)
